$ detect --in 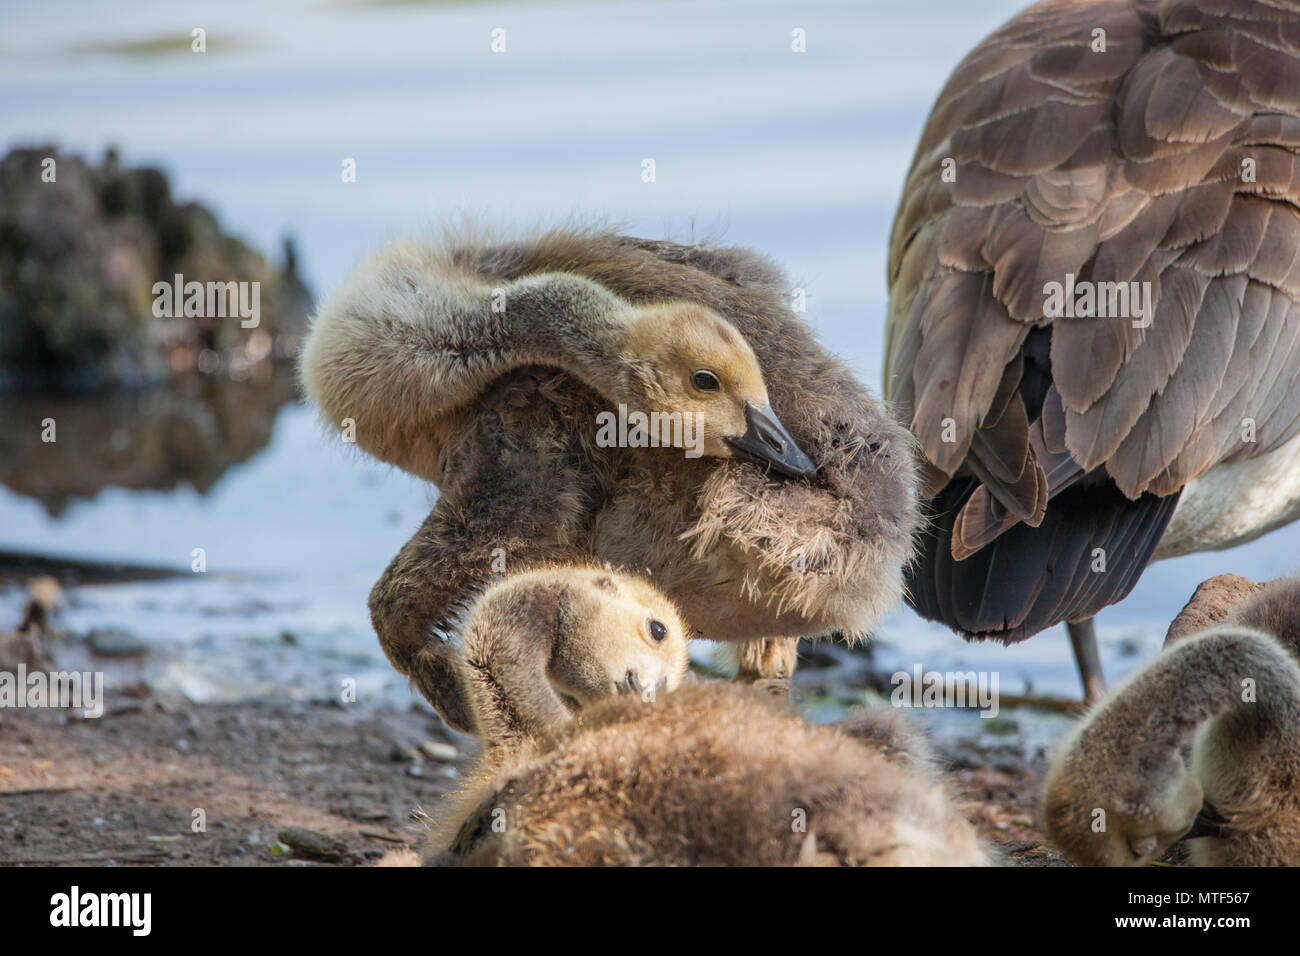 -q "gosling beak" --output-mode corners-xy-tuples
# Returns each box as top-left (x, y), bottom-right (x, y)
(615, 671), (668, 699)
(725, 402), (818, 480)
(616, 670), (641, 695)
